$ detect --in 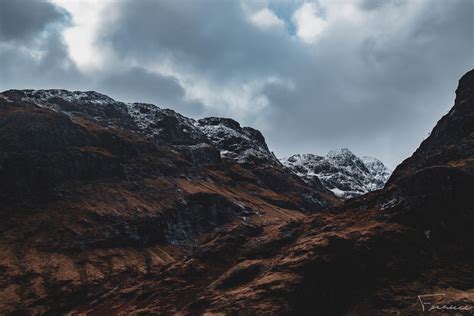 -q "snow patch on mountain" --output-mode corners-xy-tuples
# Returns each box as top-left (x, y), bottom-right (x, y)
(19, 89), (117, 107)
(4, 89), (275, 163)
(197, 117), (276, 163)
(127, 102), (208, 145)
(281, 148), (391, 199)
(361, 156), (392, 188)
(10, 89), (134, 129)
